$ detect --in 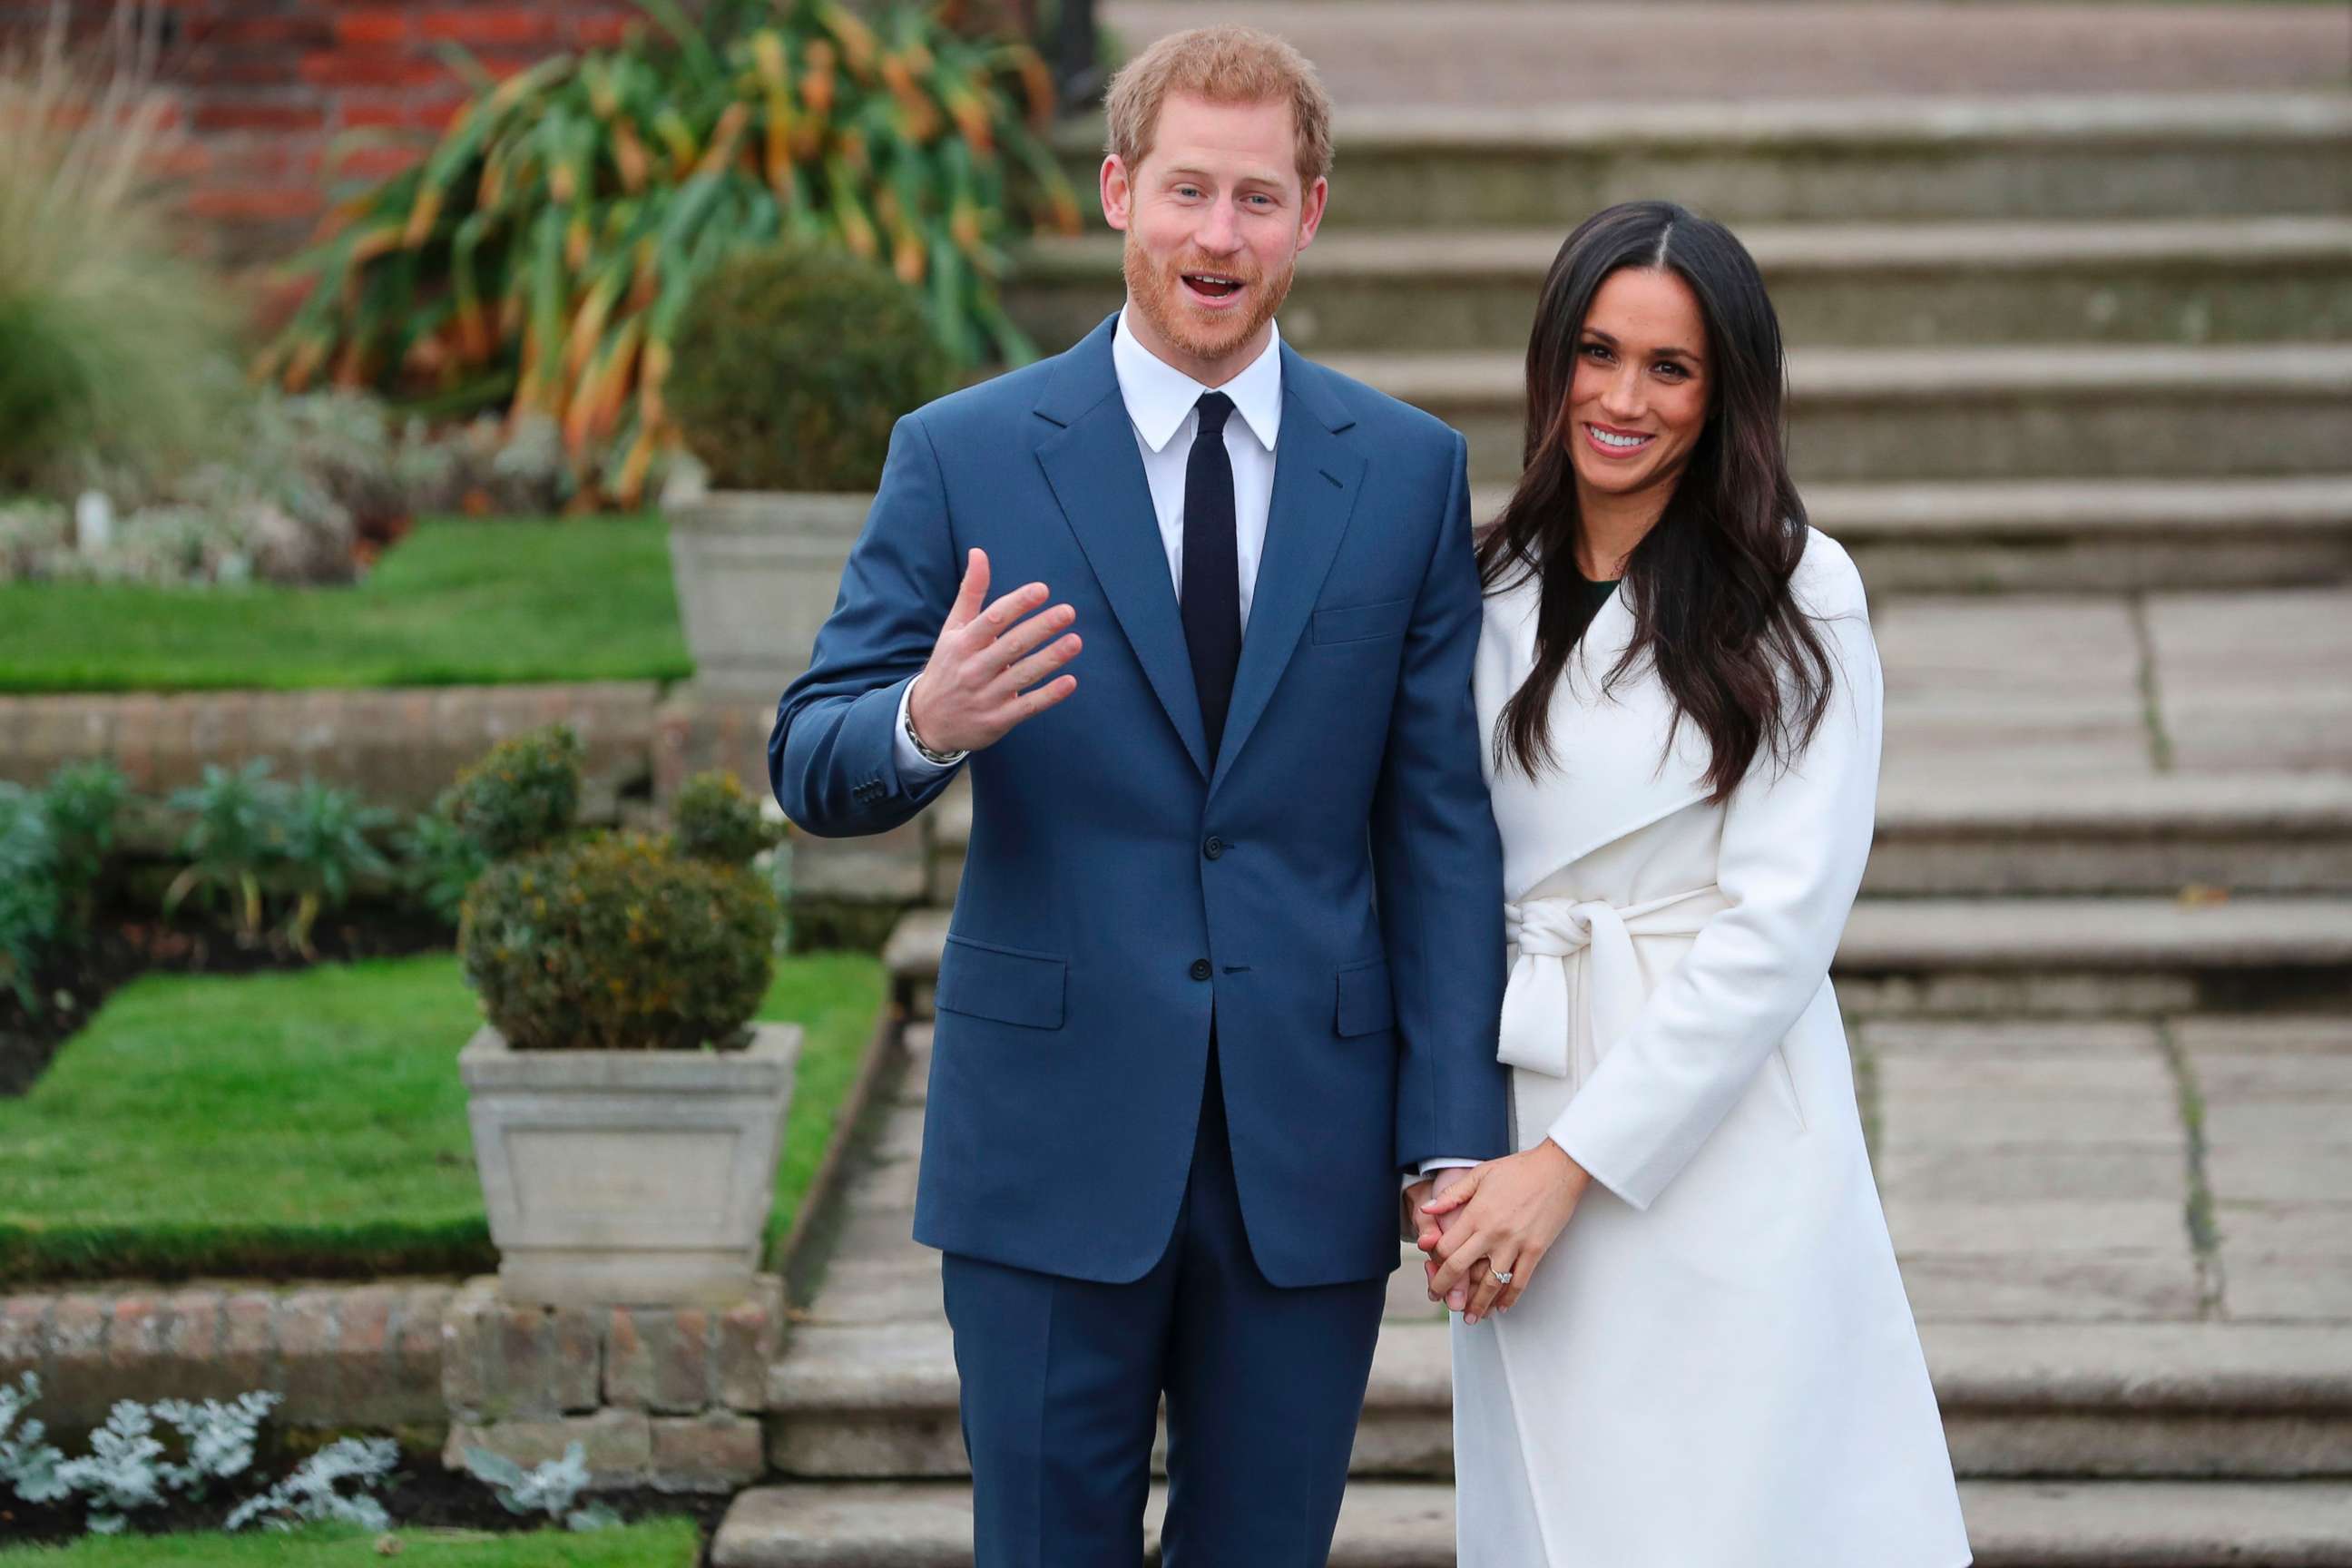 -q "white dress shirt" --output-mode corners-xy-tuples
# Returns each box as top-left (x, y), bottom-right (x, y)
(890, 308), (1471, 1185)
